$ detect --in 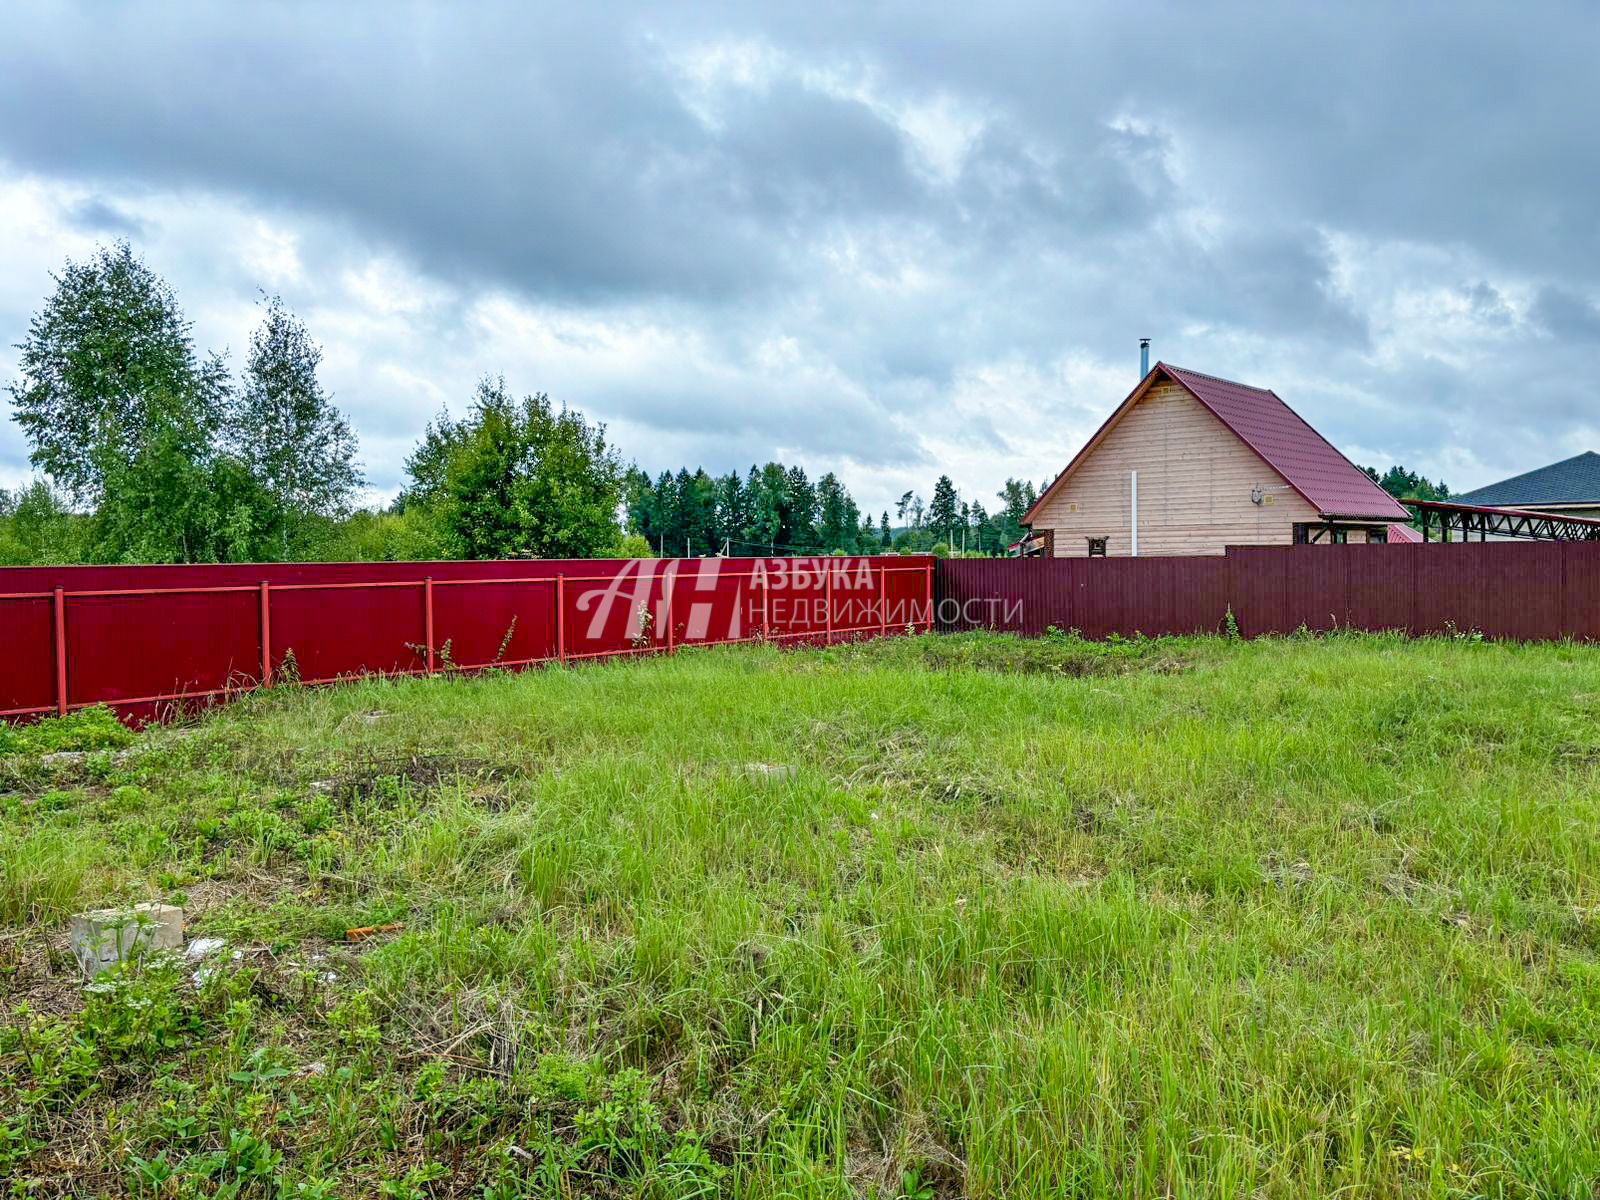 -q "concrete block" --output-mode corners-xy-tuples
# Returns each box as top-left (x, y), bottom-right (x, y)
(70, 903), (184, 977)
(740, 762), (797, 783)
